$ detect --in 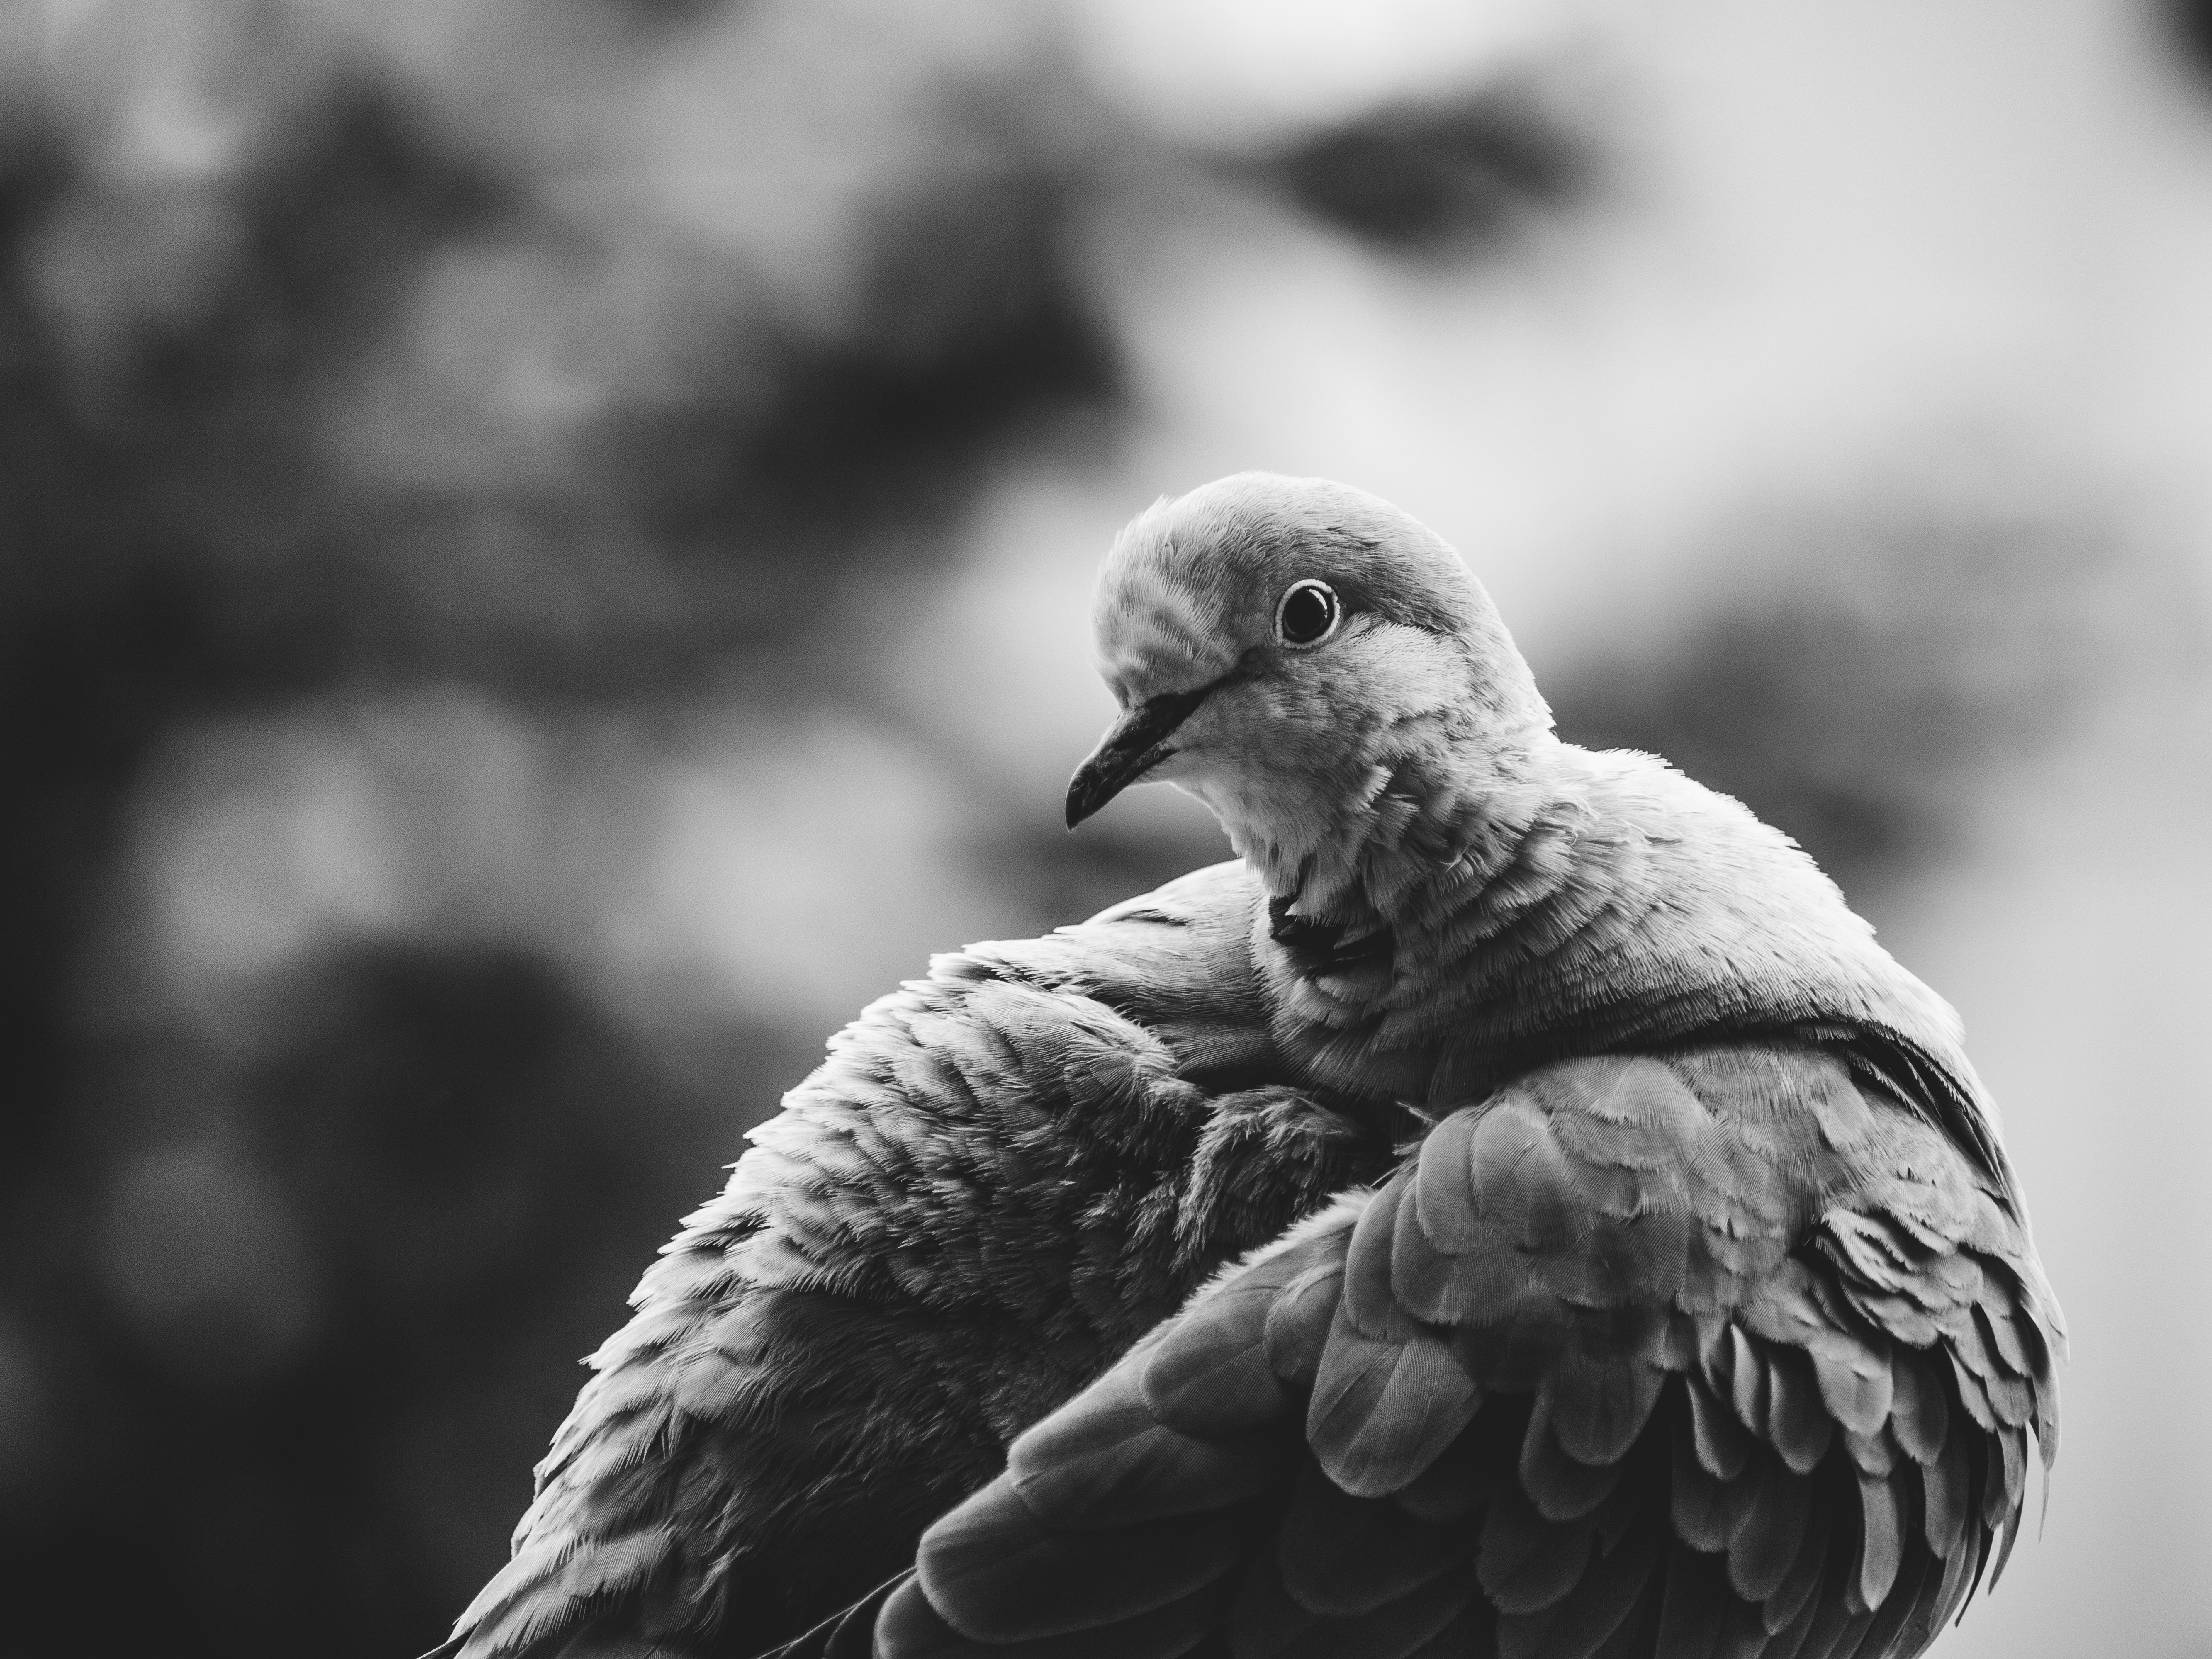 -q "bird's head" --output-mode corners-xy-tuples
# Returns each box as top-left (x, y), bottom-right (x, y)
(1066, 473), (1552, 877)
